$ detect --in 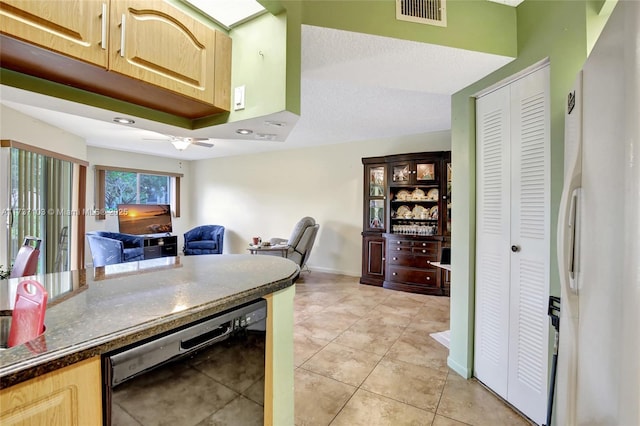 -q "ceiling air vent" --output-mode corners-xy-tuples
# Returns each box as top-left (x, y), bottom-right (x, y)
(396, 0), (447, 27)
